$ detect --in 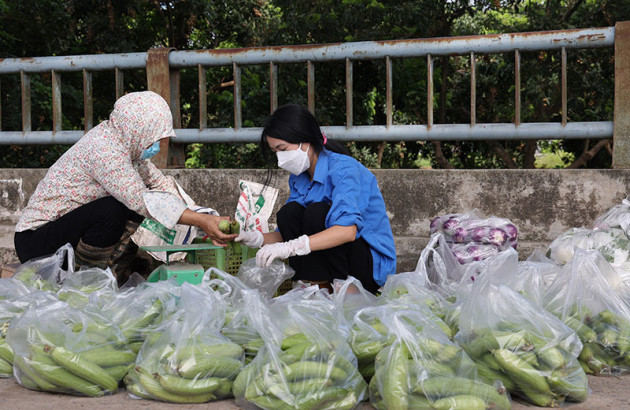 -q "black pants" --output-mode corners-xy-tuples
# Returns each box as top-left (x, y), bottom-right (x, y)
(277, 201), (378, 294)
(14, 196), (143, 263)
